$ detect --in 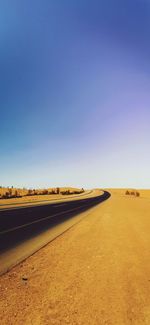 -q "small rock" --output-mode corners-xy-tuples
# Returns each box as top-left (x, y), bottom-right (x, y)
(22, 276), (28, 281)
